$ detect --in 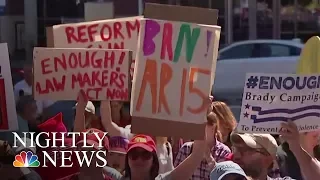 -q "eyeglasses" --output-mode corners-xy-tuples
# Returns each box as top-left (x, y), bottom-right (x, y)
(128, 150), (153, 161)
